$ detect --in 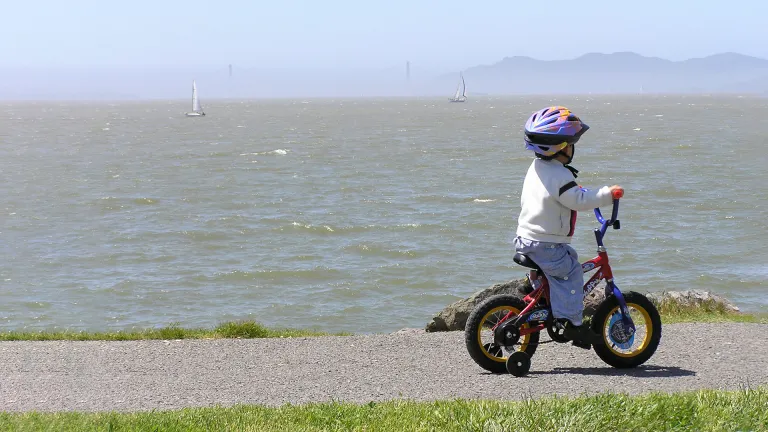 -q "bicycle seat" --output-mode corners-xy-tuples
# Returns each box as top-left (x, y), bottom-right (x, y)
(513, 253), (542, 272)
